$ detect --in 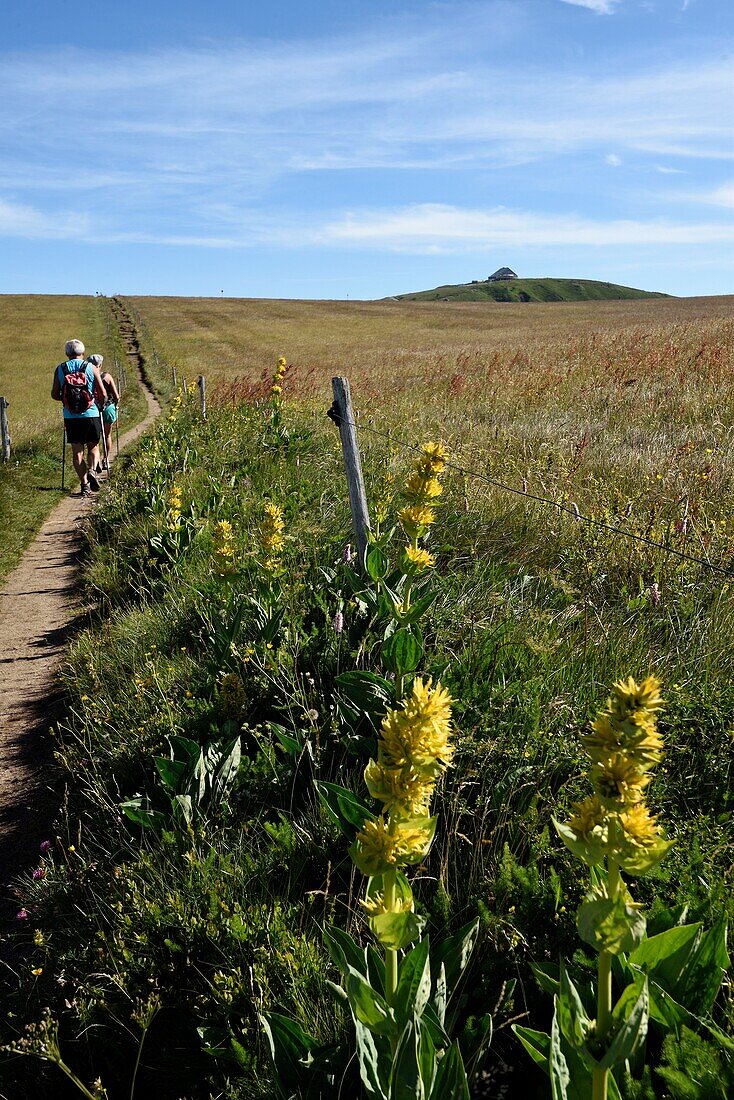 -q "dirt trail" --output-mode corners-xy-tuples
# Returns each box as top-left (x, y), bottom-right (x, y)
(0, 306), (160, 883)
